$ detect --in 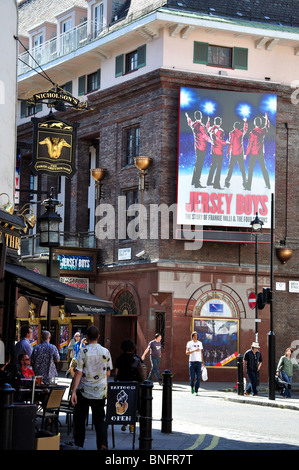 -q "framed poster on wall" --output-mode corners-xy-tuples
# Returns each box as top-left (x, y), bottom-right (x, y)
(193, 318), (239, 368)
(176, 87), (277, 231)
(59, 324), (70, 361)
